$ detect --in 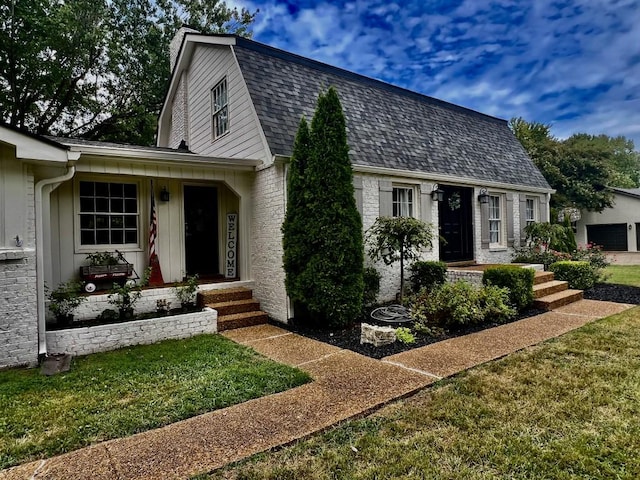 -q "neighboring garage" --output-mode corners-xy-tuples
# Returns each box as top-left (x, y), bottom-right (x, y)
(576, 187), (640, 252)
(586, 223), (628, 251)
